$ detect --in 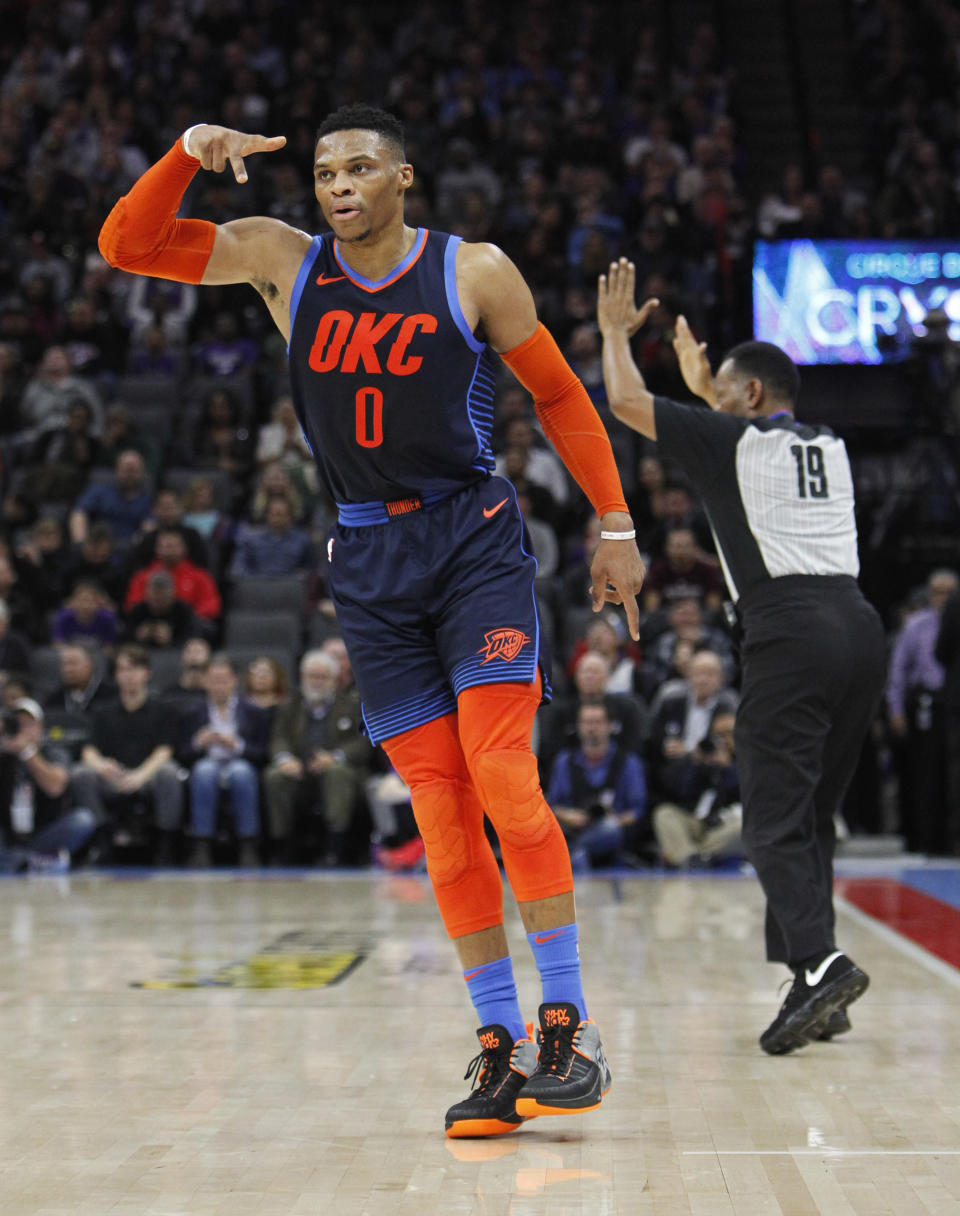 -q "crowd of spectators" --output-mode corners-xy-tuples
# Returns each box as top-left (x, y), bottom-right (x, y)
(0, 1), (958, 870)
